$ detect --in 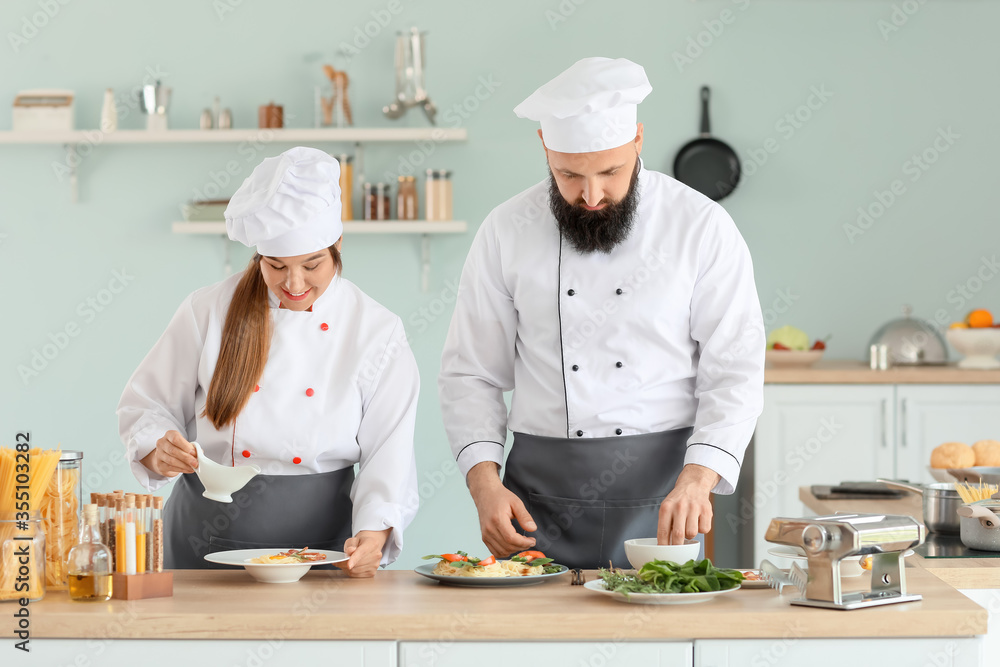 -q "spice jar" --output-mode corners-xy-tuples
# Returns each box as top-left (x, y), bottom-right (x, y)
(397, 176), (418, 221)
(335, 154), (354, 221)
(1, 511), (46, 601)
(425, 169), (453, 221)
(363, 183), (391, 221)
(40, 451), (82, 591)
